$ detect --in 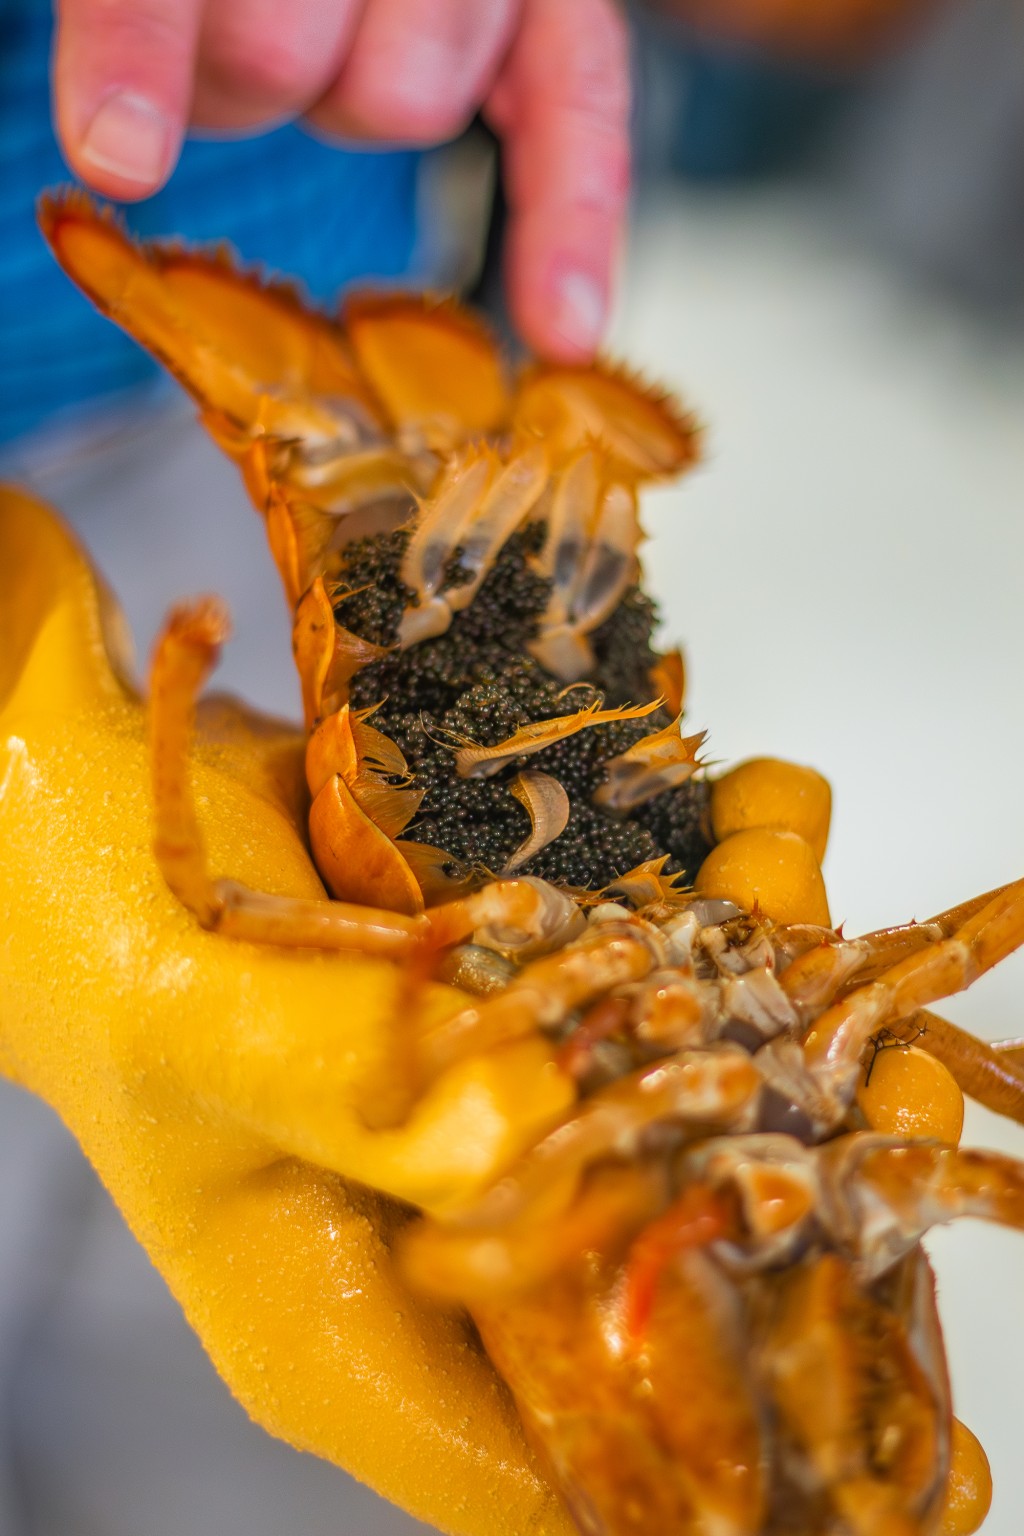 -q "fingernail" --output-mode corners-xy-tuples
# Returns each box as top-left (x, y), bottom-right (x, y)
(80, 91), (171, 188)
(554, 269), (606, 353)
